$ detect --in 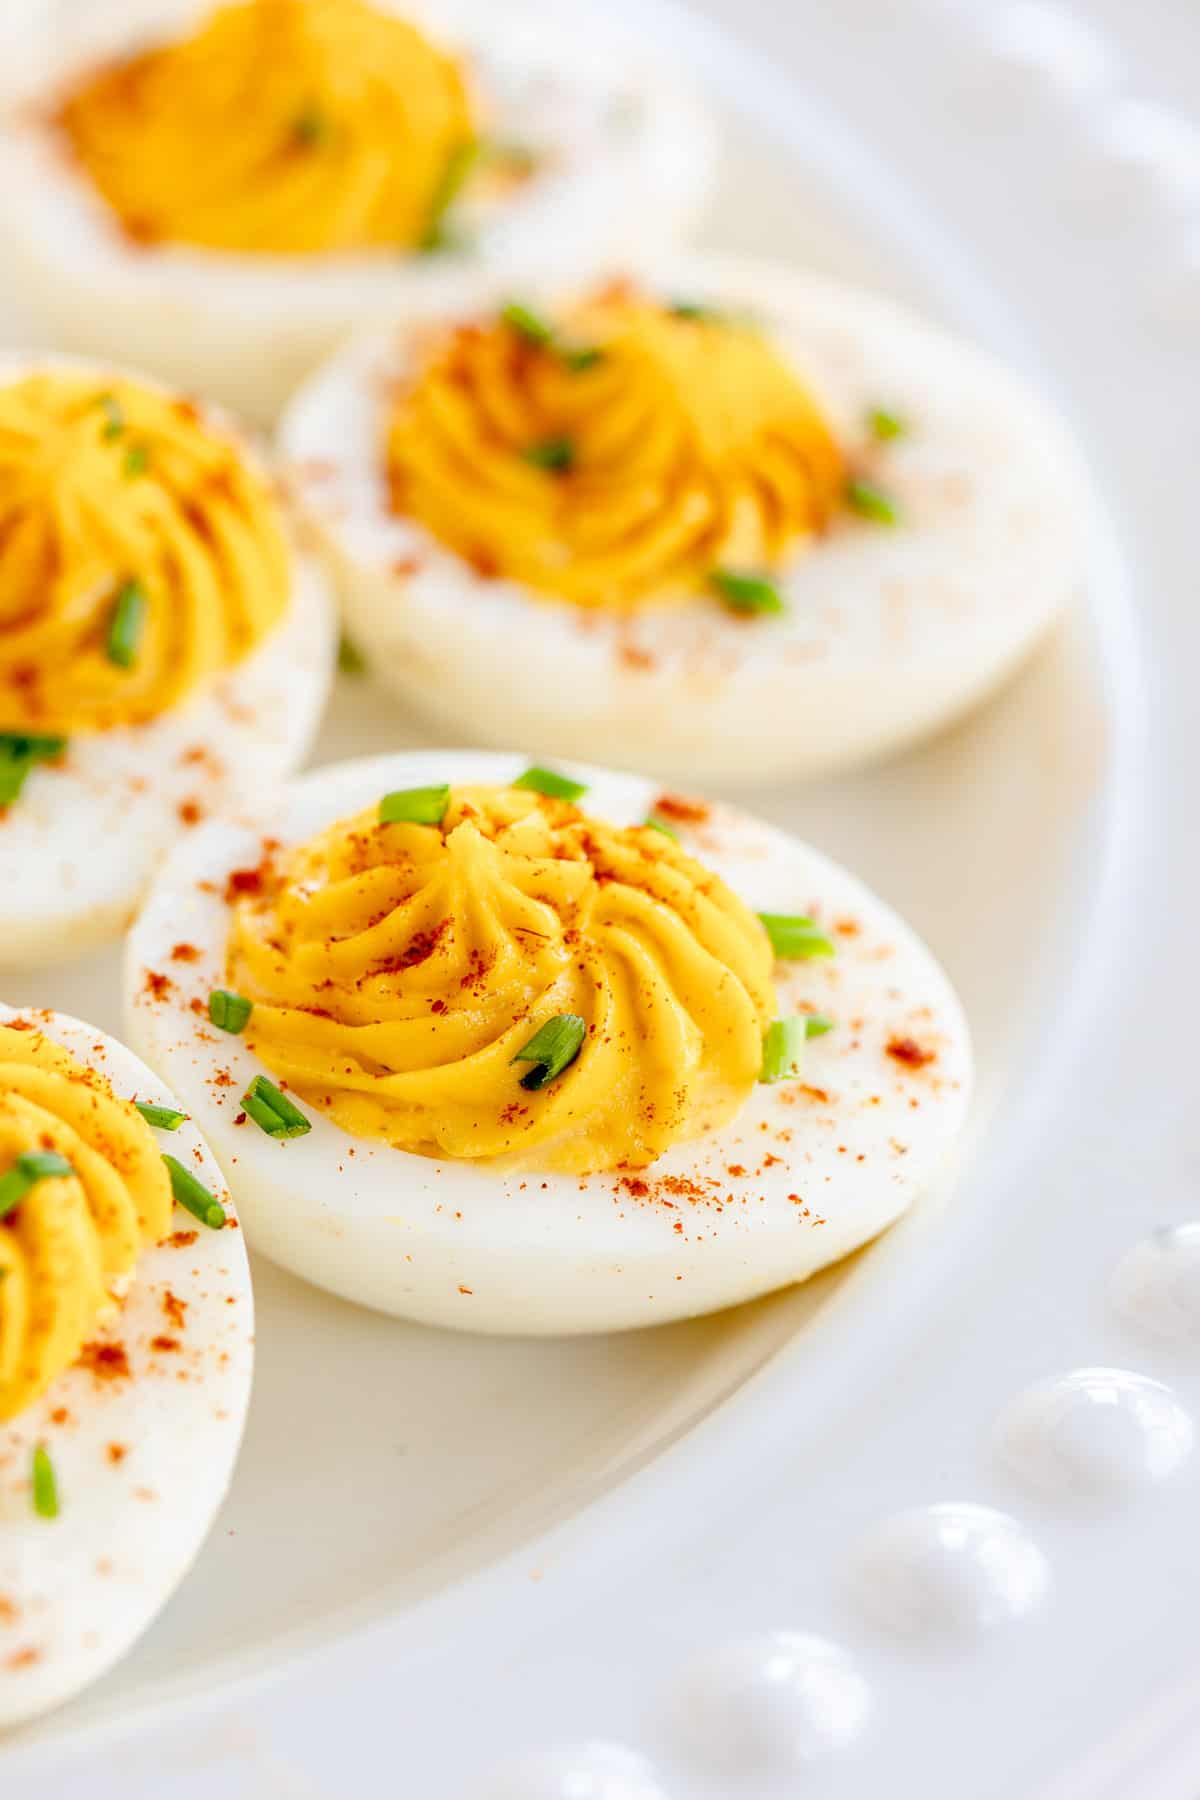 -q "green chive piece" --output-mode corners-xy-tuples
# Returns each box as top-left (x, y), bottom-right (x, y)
(162, 1153), (226, 1229)
(123, 443), (149, 479)
(208, 989), (253, 1034)
(522, 436), (574, 474)
(379, 783), (450, 826)
(667, 298), (724, 322)
(804, 1013), (835, 1038)
(501, 301), (555, 347)
(561, 344), (604, 373)
(31, 1444), (58, 1520)
(759, 1016), (808, 1084)
(337, 634), (367, 676)
(97, 392), (124, 440)
(512, 1013), (586, 1091)
(106, 578), (147, 669)
(0, 1150), (75, 1220)
(419, 138), (479, 251)
(292, 103), (327, 148)
(18, 1151), (74, 1181)
(0, 1169), (29, 1219)
(134, 1100), (187, 1131)
(513, 765), (588, 803)
(645, 815), (679, 841)
(757, 913), (836, 960)
(846, 476), (900, 524)
(241, 1074), (312, 1140)
(709, 568), (785, 616)
(0, 734), (66, 807)
(867, 406), (906, 442)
